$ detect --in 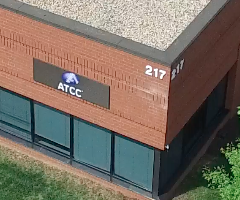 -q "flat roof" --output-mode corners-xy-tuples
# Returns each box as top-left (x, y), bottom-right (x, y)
(0, 0), (230, 66)
(17, 0), (210, 51)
